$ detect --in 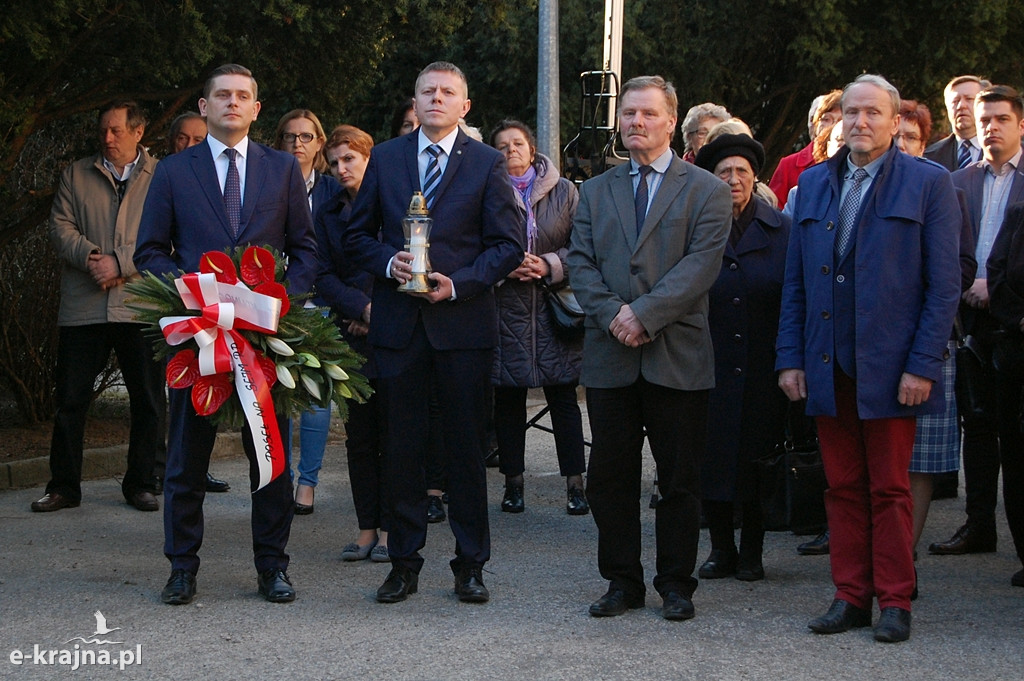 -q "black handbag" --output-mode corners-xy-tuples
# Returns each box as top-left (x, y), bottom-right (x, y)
(539, 280), (585, 338)
(756, 400), (828, 535)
